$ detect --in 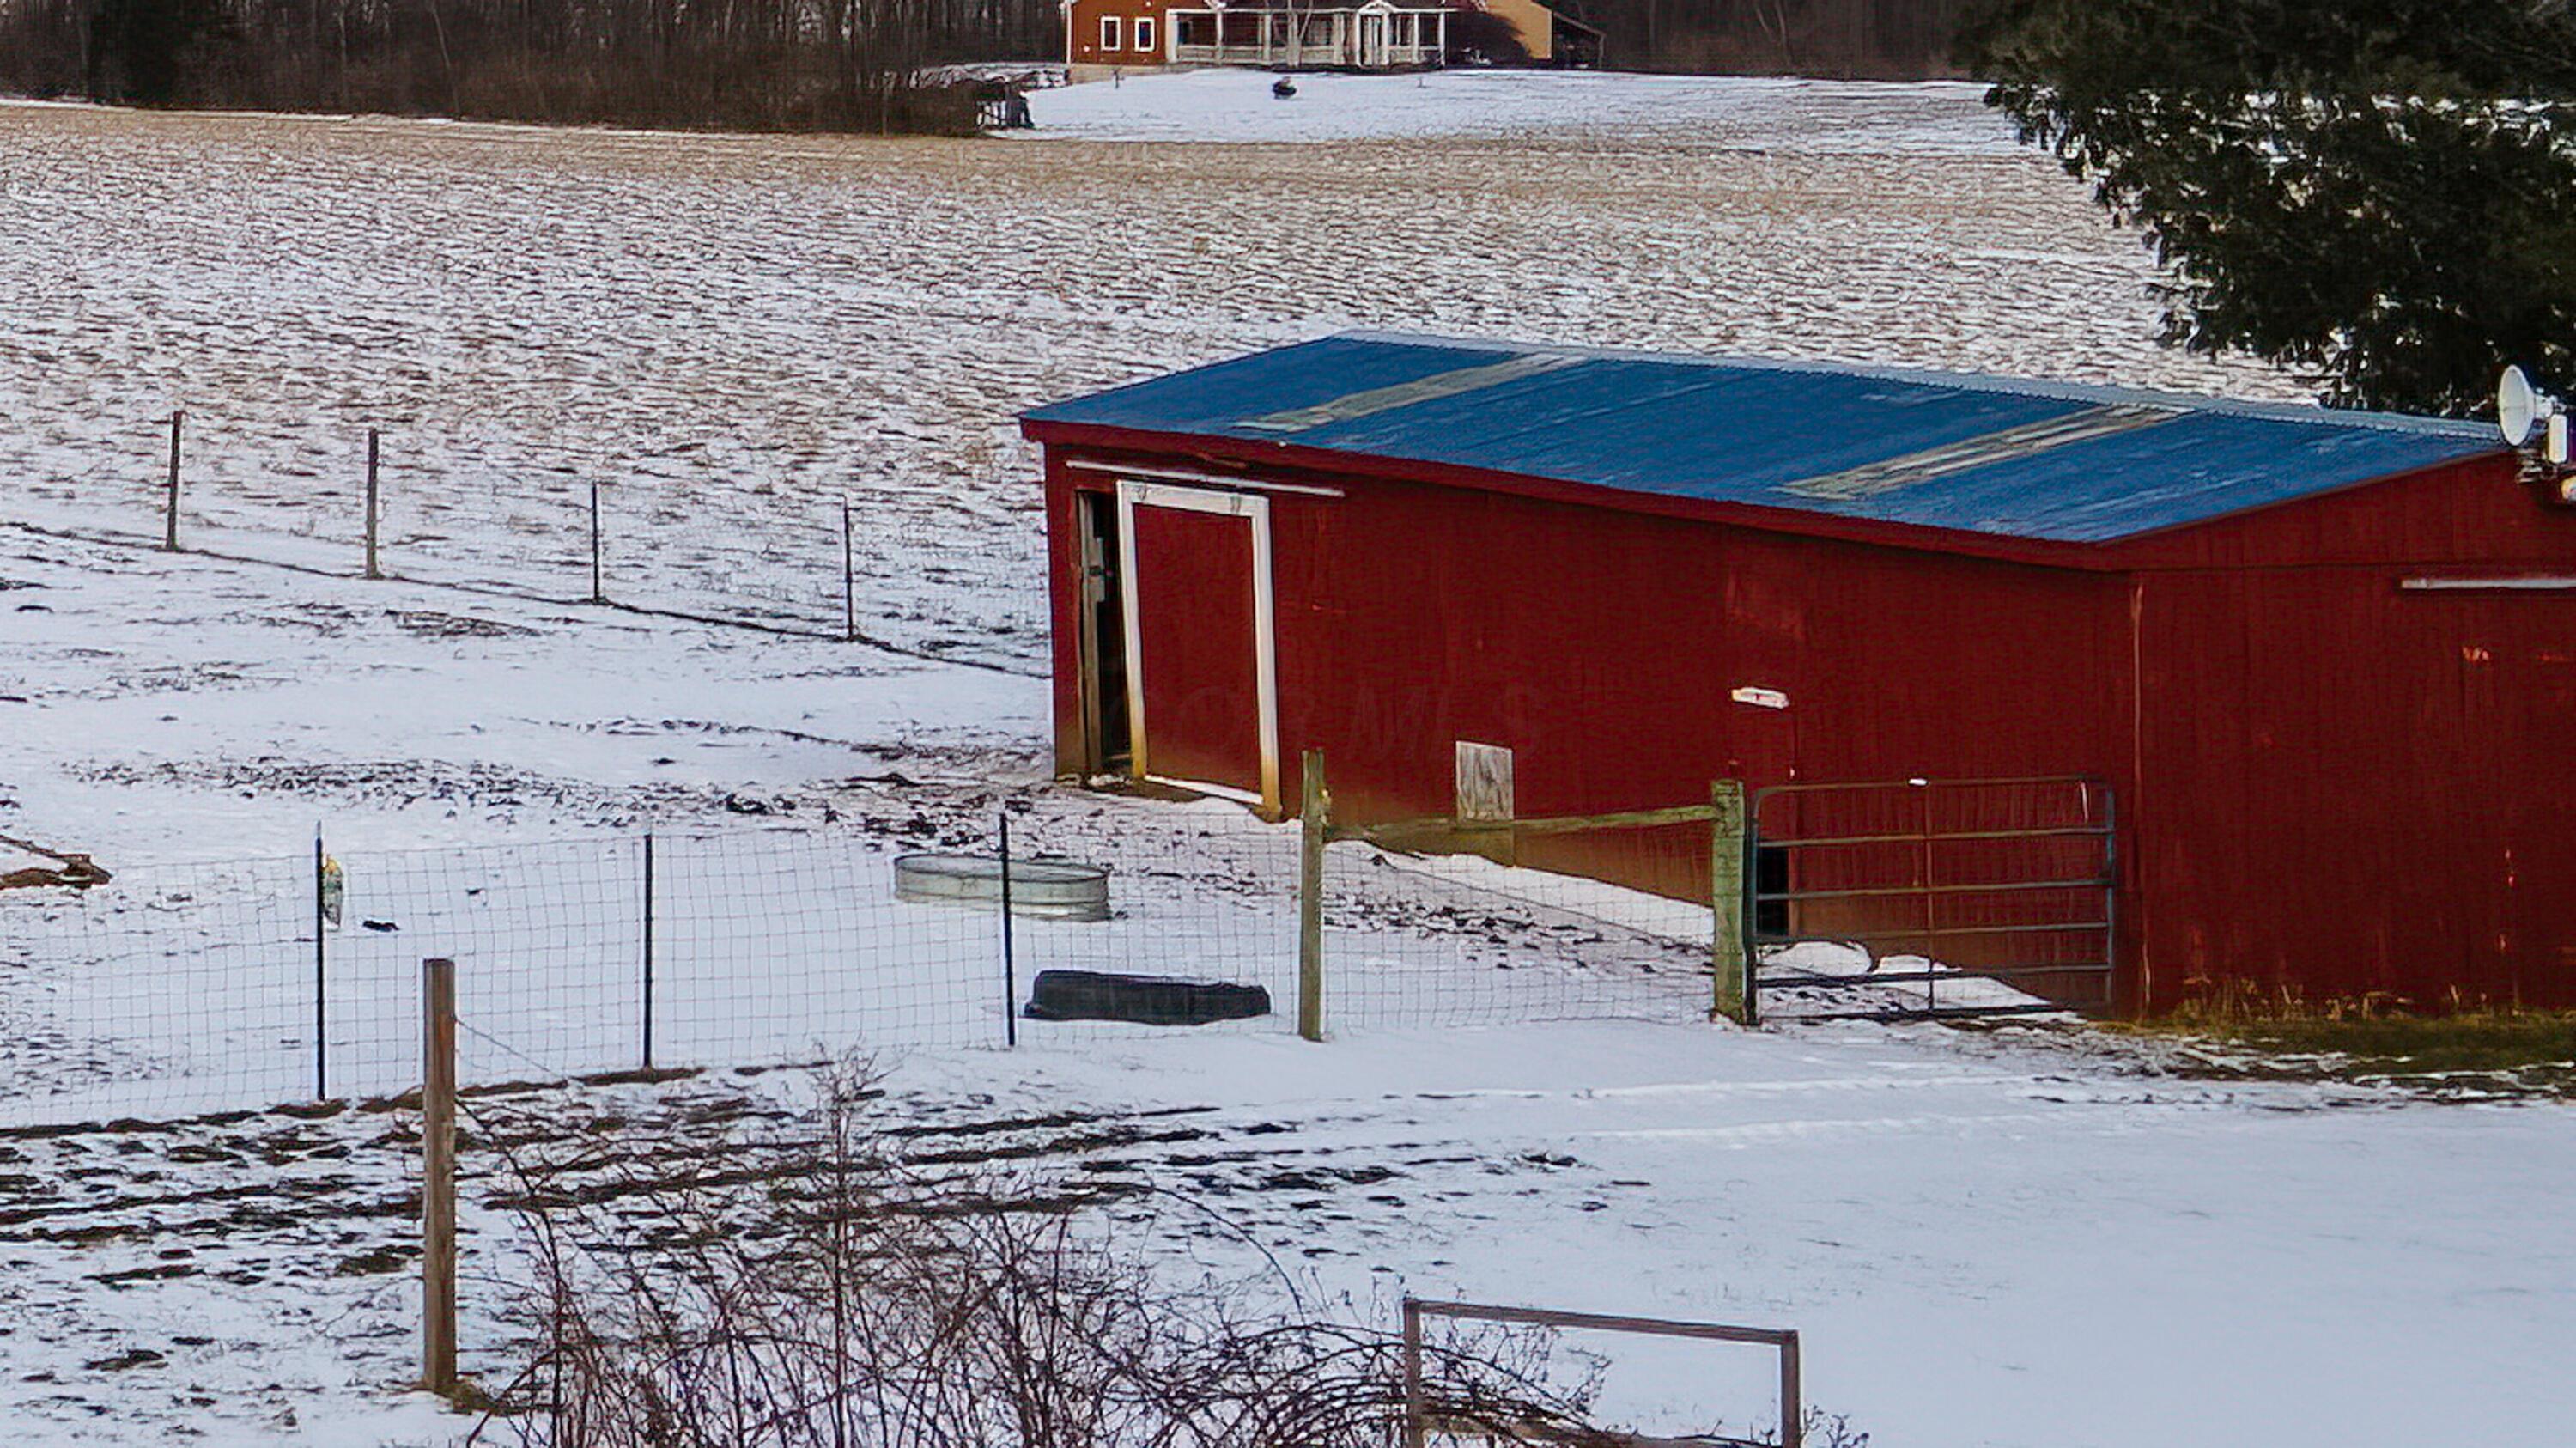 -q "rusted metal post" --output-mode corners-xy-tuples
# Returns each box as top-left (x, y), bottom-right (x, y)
(1400, 1295), (1425, 1448)
(363, 429), (382, 580)
(1710, 779), (1749, 1025)
(163, 411), (184, 551)
(1297, 749), (1328, 1043)
(1780, 1329), (1803, 1448)
(420, 956), (459, 1399)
